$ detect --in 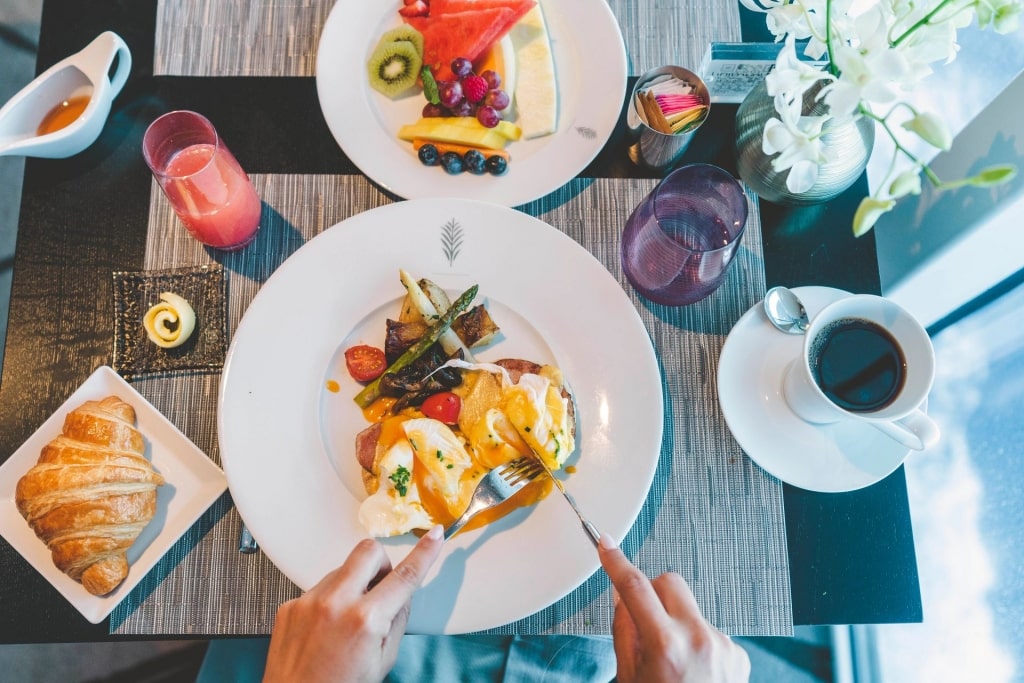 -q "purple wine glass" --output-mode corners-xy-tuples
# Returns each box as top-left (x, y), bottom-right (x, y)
(621, 164), (748, 306)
